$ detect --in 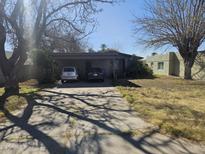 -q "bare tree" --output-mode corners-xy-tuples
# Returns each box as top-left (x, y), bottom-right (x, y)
(134, 0), (205, 79)
(0, 0), (116, 94)
(88, 48), (96, 53)
(43, 33), (87, 53)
